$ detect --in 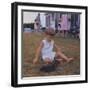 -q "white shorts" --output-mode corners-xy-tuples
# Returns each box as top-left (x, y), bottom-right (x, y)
(42, 52), (56, 61)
